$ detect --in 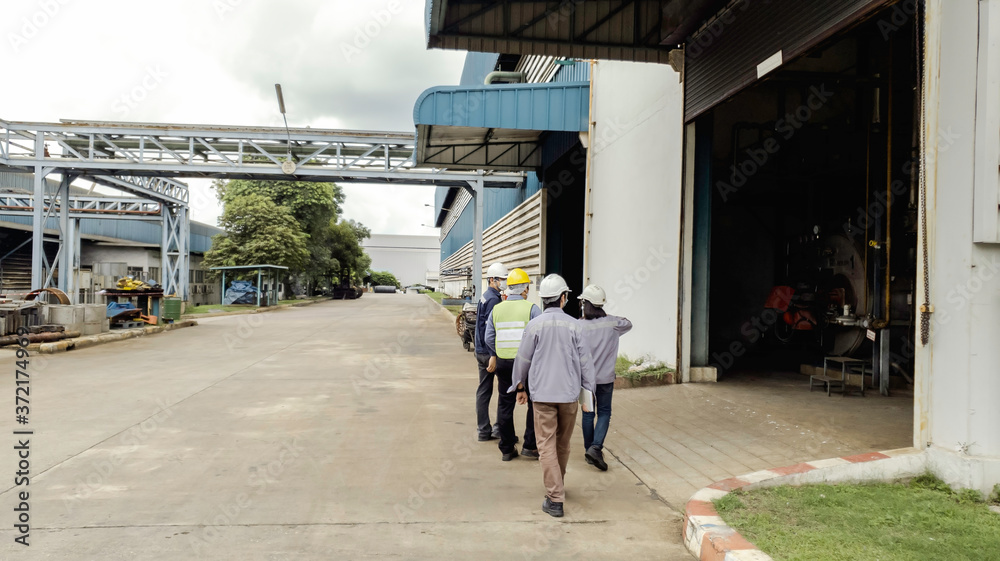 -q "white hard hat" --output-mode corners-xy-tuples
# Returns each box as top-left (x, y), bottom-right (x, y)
(539, 274), (571, 298)
(577, 284), (606, 306)
(486, 262), (508, 279)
